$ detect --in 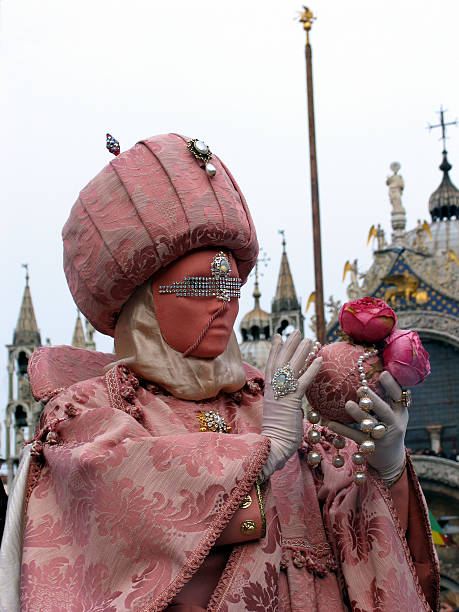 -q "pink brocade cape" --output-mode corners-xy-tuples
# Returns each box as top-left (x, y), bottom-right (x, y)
(20, 360), (438, 611)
